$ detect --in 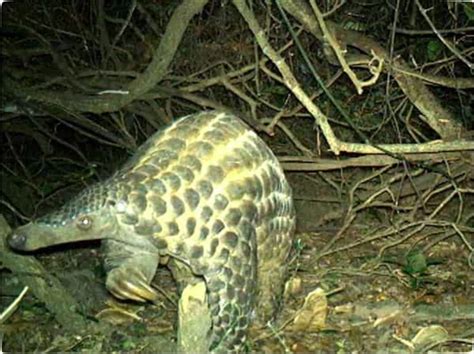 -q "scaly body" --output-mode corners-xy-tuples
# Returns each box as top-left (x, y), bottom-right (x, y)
(8, 111), (296, 352)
